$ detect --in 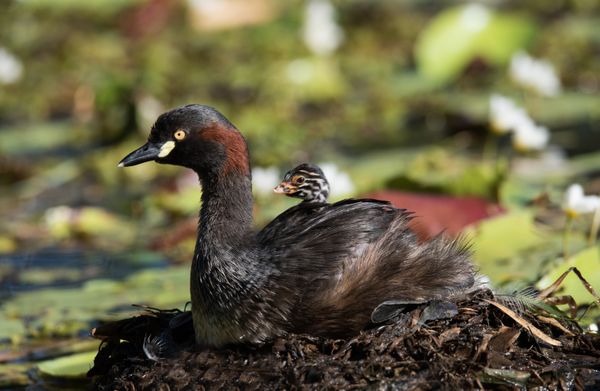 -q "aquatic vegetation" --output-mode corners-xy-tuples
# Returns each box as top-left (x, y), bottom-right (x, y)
(0, 0), (598, 388)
